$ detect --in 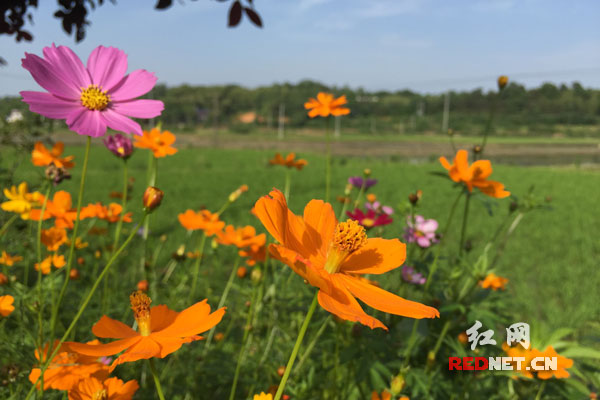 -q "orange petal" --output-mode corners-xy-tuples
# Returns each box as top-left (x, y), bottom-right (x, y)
(152, 300), (225, 338)
(330, 107), (350, 116)
(317, 92), (333, 104)
(110, 337), (161, 371)
(150, 304), (180, 332)
(454, 150), (471, 181)
(92, 315), (138, 339)
(106, 377), (139, 398)
(337, 274), (440, 319)
(439, 156), (452, 170)
(470, 160), (492, 180)
(473, 180), (510, 198)
(330, 95), (348, 107)
(307, 107), (323, 118)
(65, 336), (141, 357)
(317, 286), (387, 330)
(302, 199), (337, 260)
(52, 191), (72, 210)
(340, 238), (406, 275)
